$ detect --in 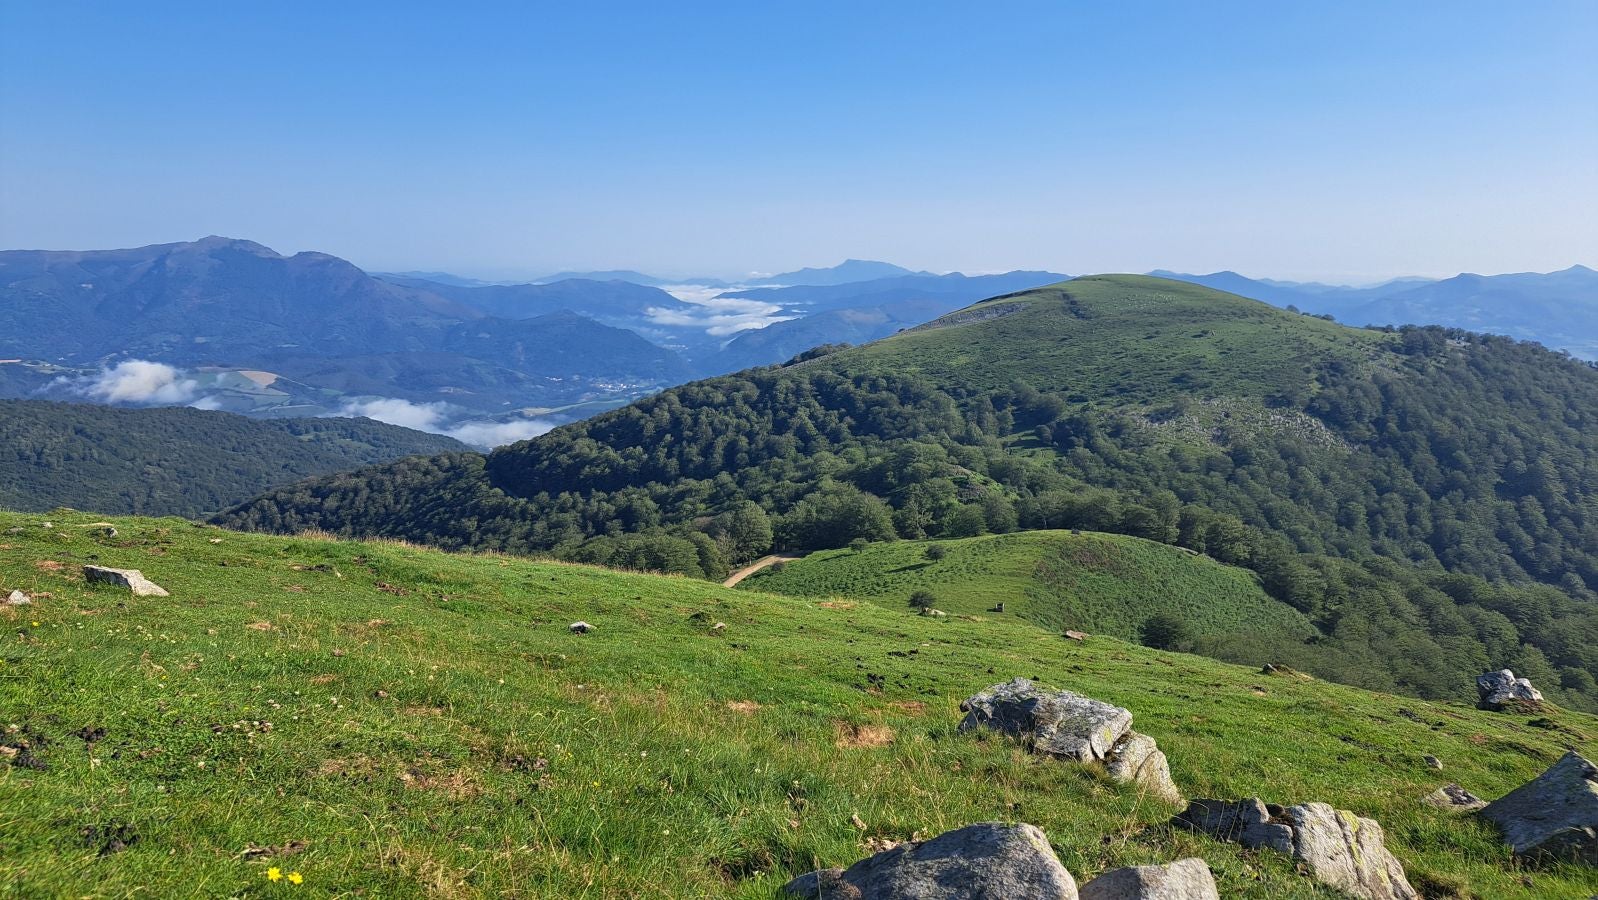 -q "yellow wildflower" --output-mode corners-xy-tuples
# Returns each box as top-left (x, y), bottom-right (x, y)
(287, 871), (304, 885)
(266, 867), (282, 881)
